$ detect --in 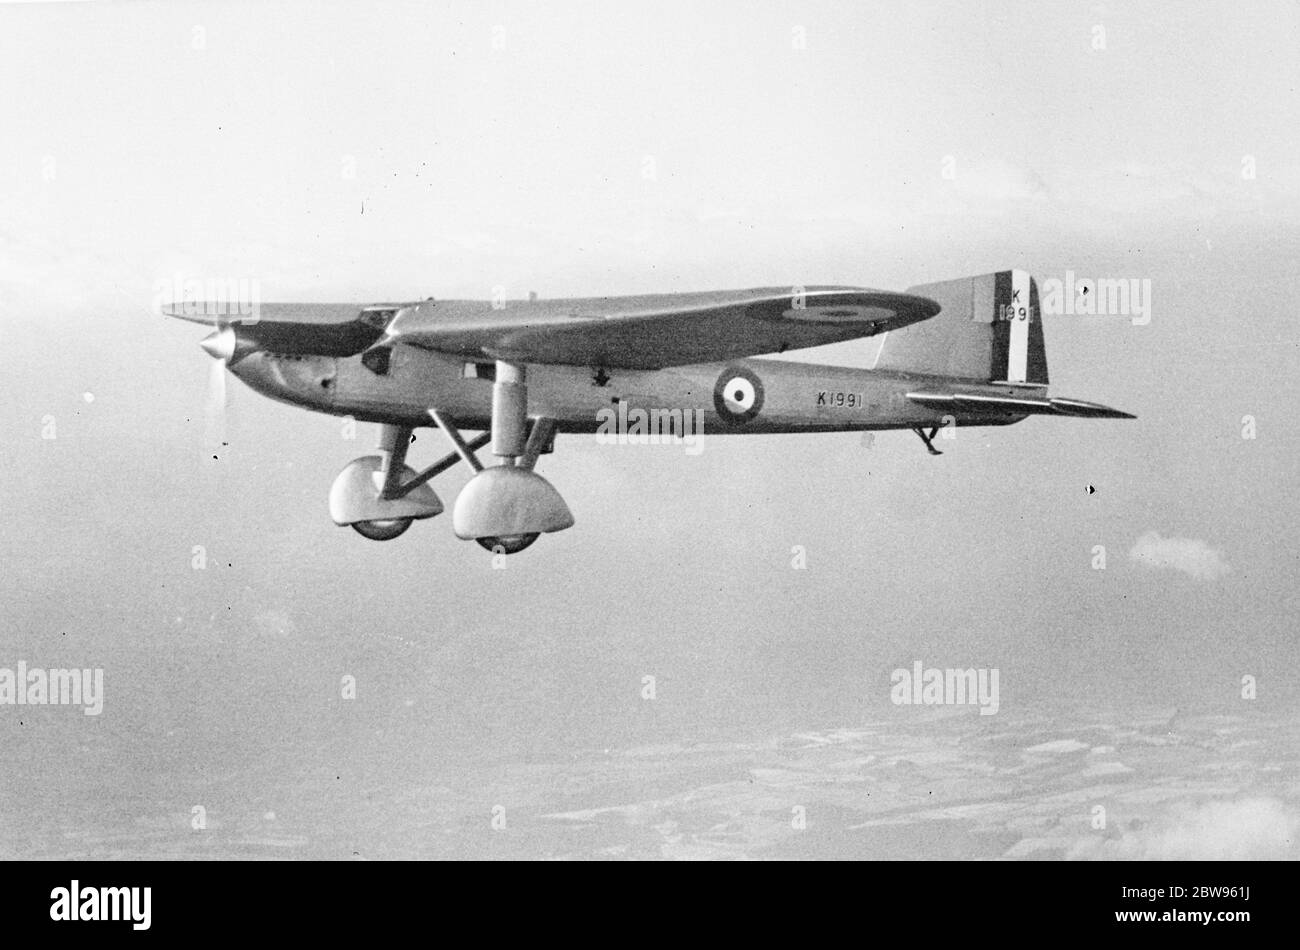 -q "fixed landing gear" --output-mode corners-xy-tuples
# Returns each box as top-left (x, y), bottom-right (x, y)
(330, 363), (573, 554)
(433, 361), (574, 554)
(475, 533), (539, 555)
(330, 423), (485, 541)
(351, 518), (413, 541)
